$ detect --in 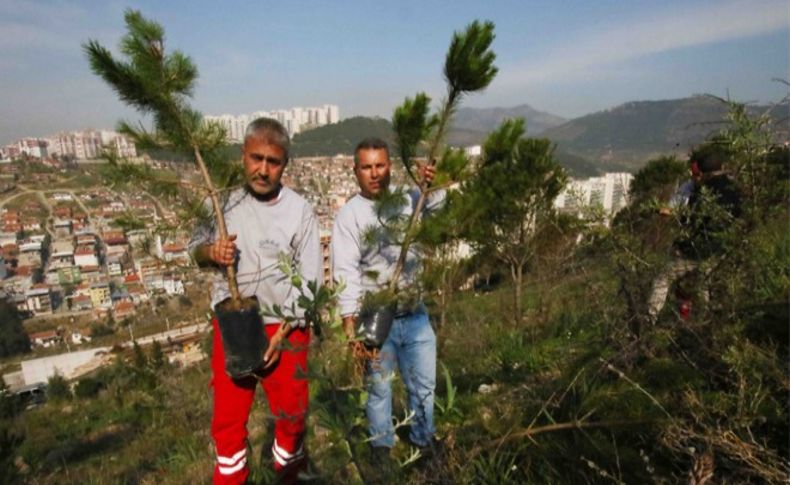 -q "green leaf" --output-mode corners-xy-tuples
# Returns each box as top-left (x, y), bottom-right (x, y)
(393, 93), (436, 169)
(291, 275), (302, 288)
(436, 147), (470, 184)
(444, 20), (498, 94)
(297, 295), (311, 310)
